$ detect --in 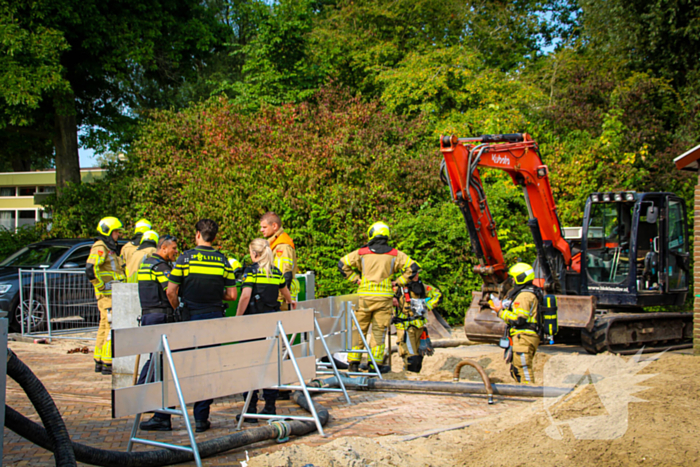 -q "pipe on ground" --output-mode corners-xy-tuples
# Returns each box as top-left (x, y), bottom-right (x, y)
(321, 375), (570, 398)
(453, 359), (494, 404)
(5, 351), (328, 467)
